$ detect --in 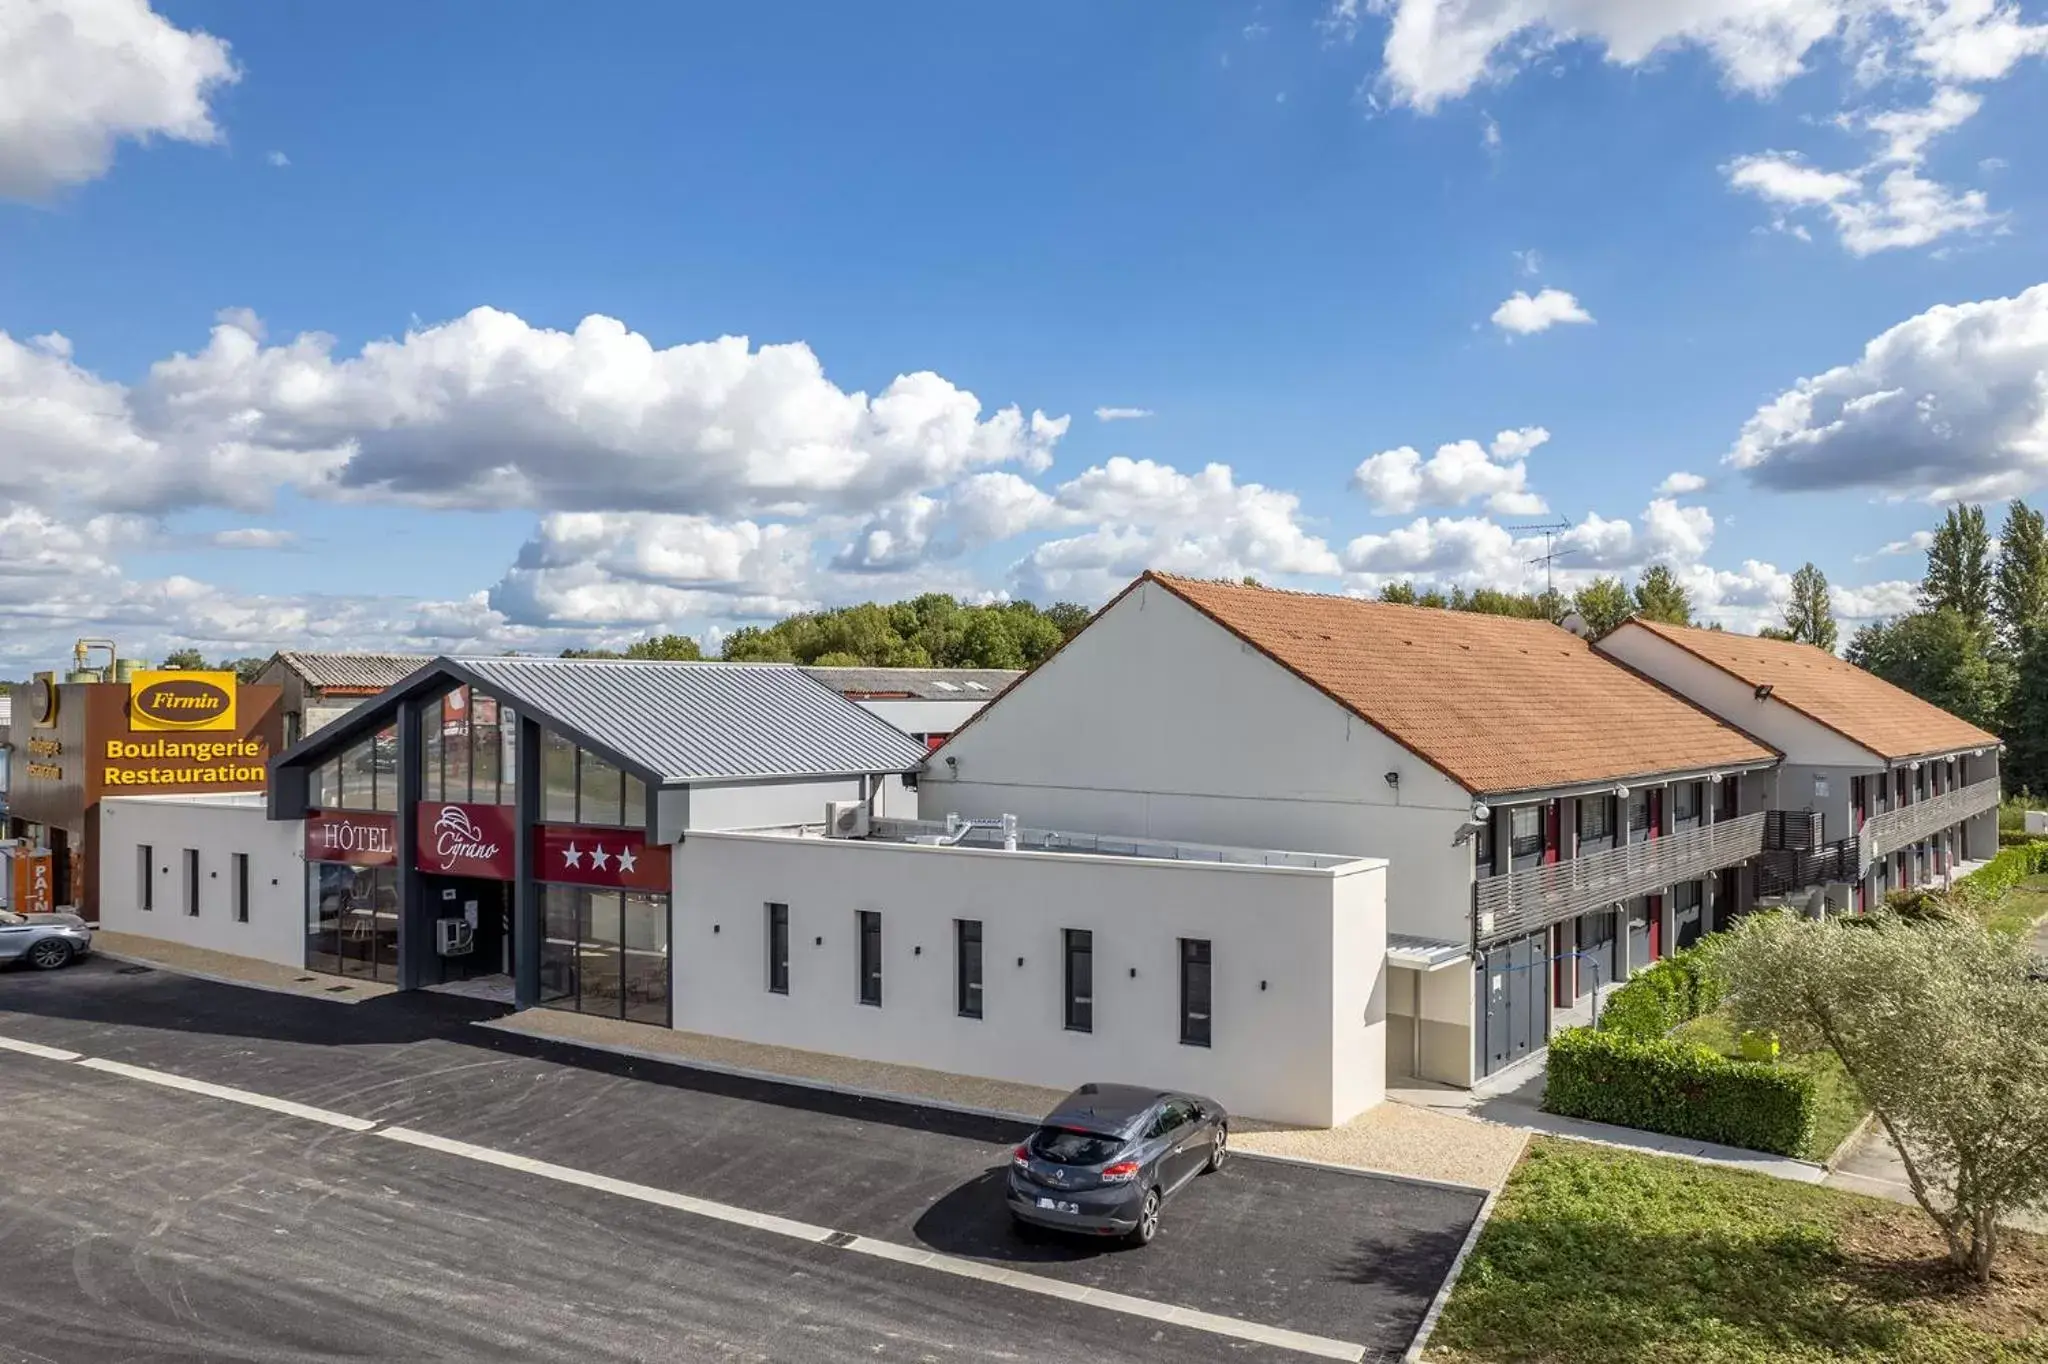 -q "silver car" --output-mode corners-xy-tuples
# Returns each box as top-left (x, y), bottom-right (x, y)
(0, 909), (93, 970)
